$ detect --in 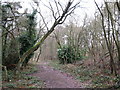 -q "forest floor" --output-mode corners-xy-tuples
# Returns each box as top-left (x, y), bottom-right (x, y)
(2, 64), (44, 88)
(2, 59), (119, 88)
(30, 59), (119, 88)
(30, 60), (87, 88)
